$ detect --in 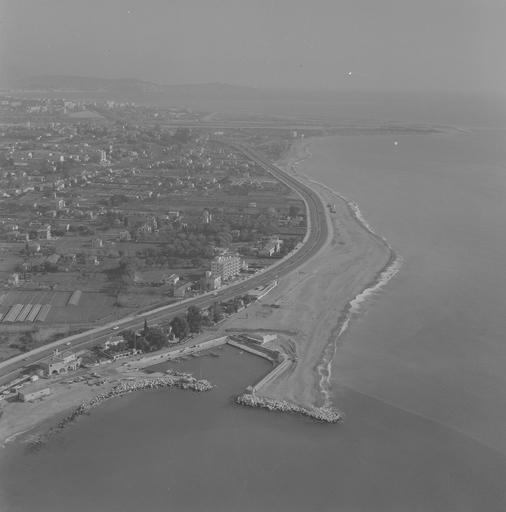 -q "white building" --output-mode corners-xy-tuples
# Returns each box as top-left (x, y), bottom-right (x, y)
(161, 273), (179, 287)
(18, 385), (51, 402)
(211, 255), (242, 282)
(50, 197), (65, 210)
(39, 348), (81, 376)
(245, 333), (277, 344)
(36, 225), (51, 239)
(137, 224), (152, 235)
(85, 255), (99, 267)
(201, 210), (212, 224)
(205, 271), (221, 291)
(174, 282), (193, 297)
